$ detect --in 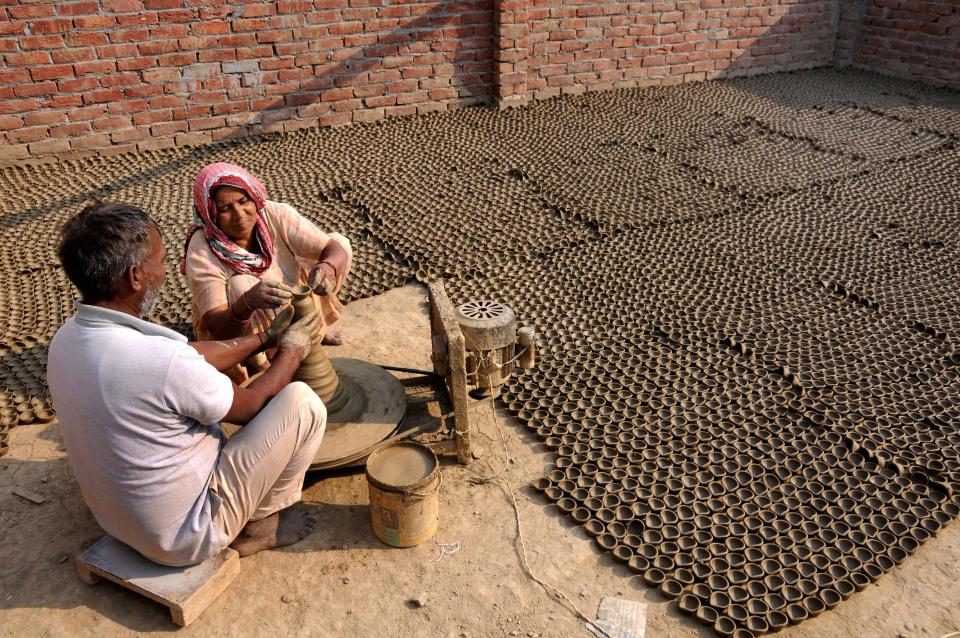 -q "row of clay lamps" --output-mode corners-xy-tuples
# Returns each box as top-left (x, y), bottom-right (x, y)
(338, 169), (596, 274)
